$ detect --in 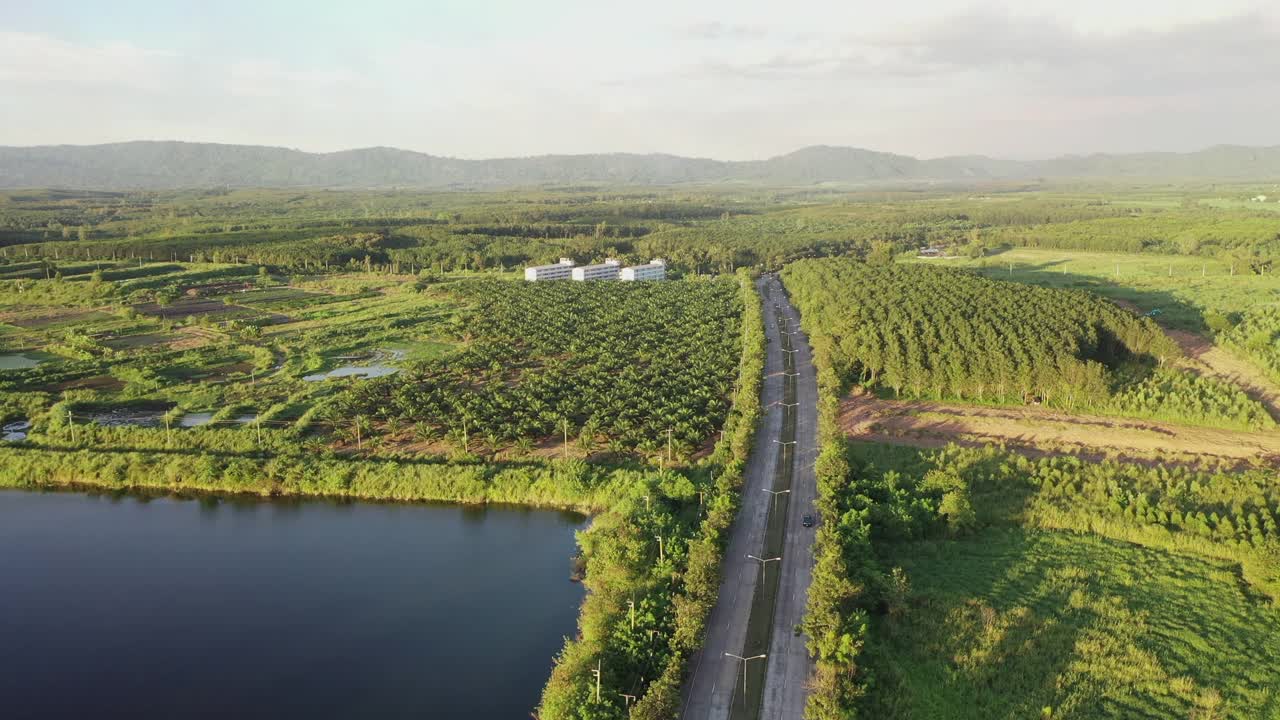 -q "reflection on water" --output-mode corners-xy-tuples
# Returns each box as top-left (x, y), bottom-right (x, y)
(0, 490), (586, 719)
(0, 353), (41, 370)
(82, 408), (169, 427)
(178, 412), (214, 427)
(302, 348), (405, 382)
(2, 420), (31, 441)
(303, 364), (399, 382)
